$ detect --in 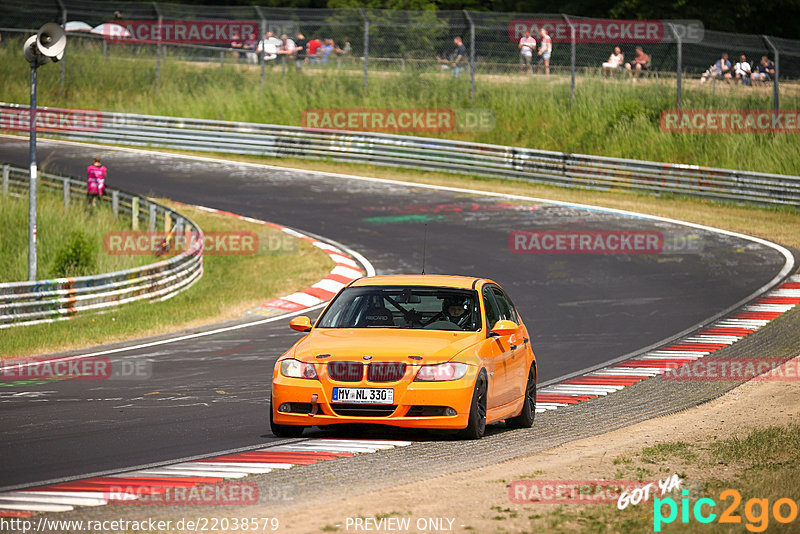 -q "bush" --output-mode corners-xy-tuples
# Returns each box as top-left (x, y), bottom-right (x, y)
(52, 230), (97, 277)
